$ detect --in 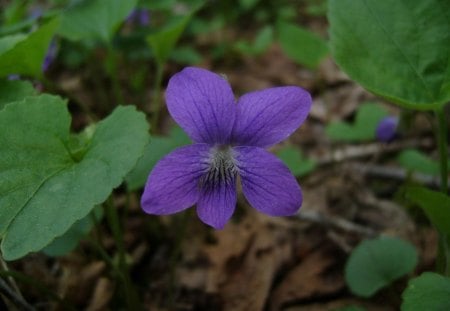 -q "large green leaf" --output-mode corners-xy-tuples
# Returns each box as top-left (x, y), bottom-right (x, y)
(328, 0), (450, 110)
(405, 186), (450, 236)
(401, 272), (450, 310)
(0, 19), (59, 78)
(345, 236), (418, 297)
(58, 0), (137, 43)
(0, 95), (149, 260)
(0, 79), (36, 110)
